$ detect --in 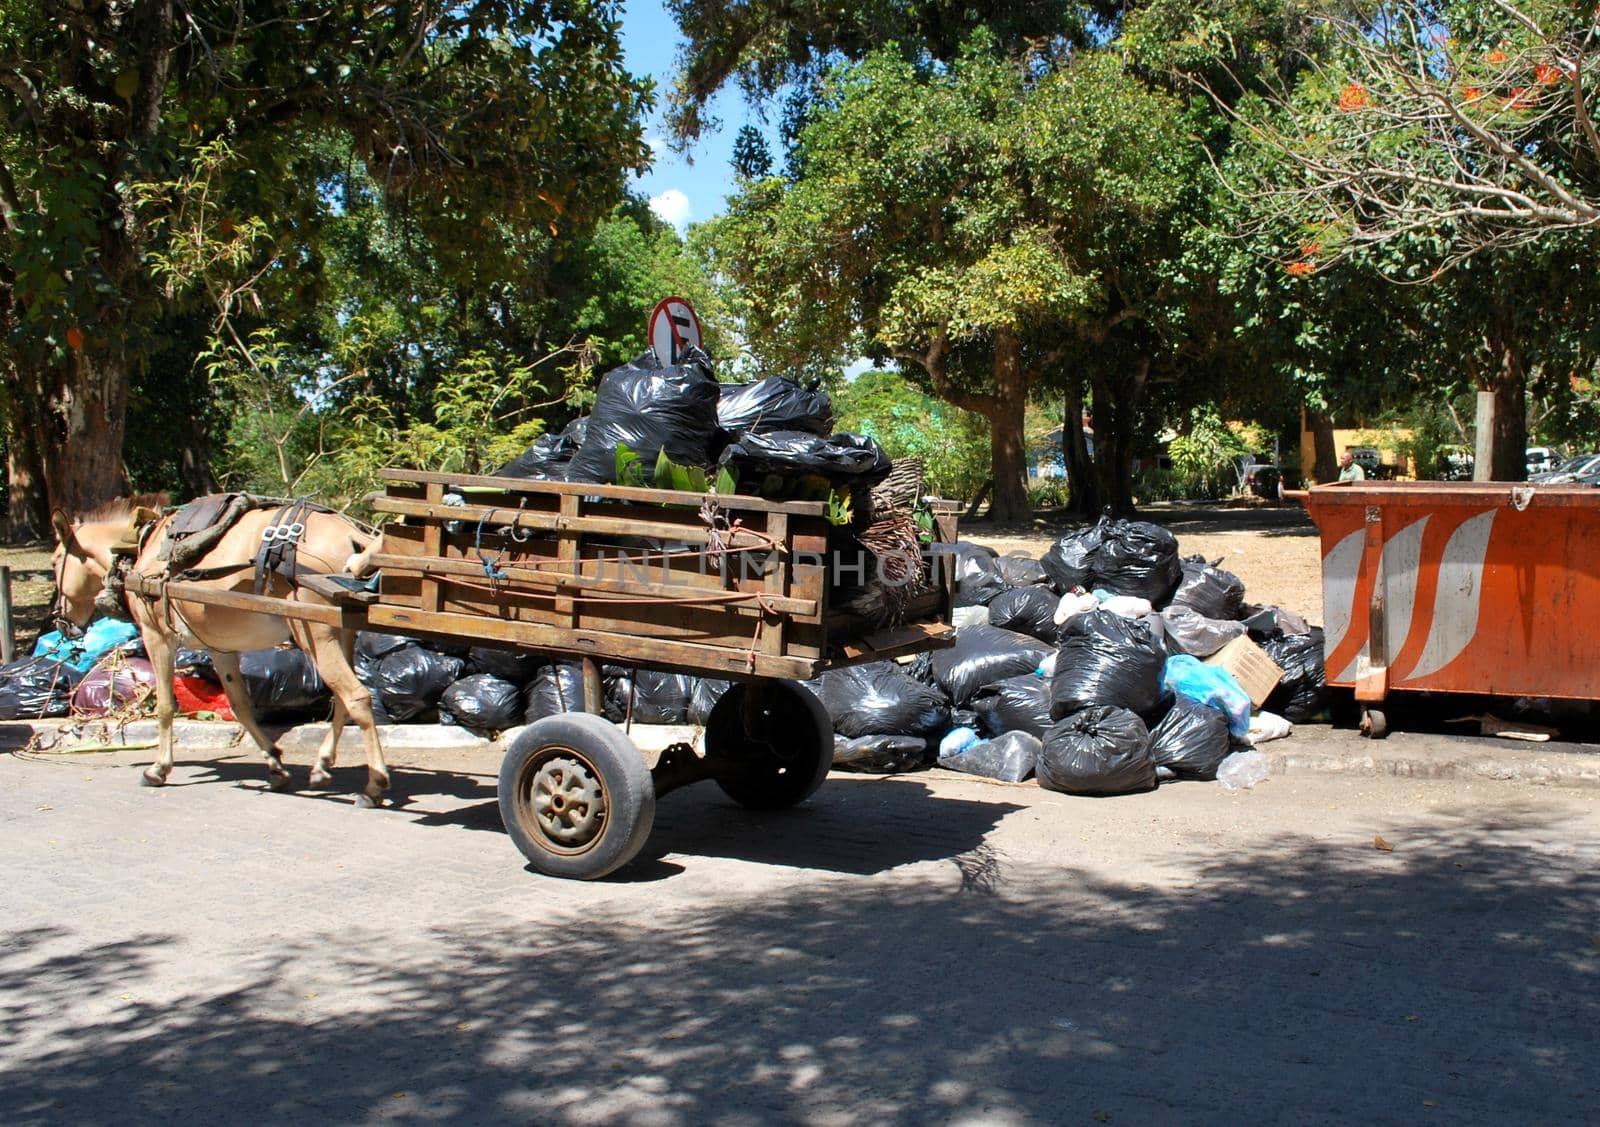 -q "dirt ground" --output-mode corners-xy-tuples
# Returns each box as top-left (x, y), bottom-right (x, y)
(0, 542), (55, 648)
(966, 501), (1325, 624)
